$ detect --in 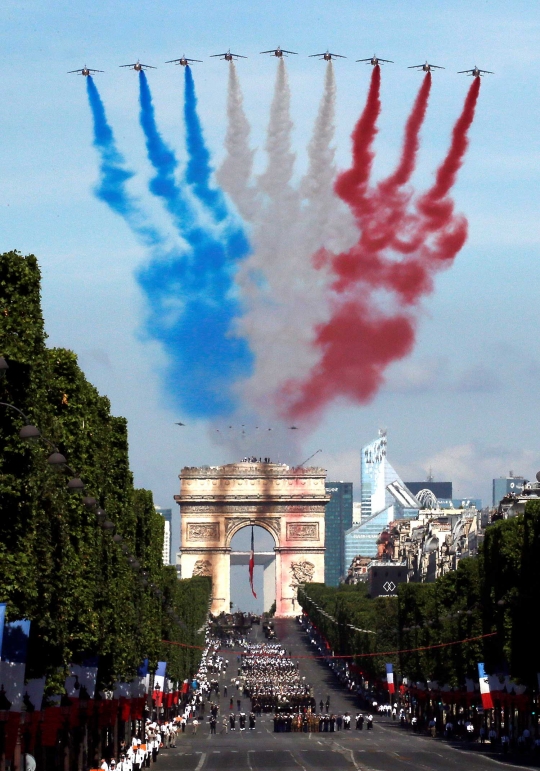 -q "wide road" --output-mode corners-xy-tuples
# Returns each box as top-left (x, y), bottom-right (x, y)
(158, 618), (536, 771)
